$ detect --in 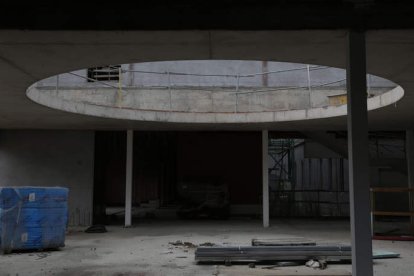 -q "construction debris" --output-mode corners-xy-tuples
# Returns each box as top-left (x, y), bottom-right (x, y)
(168, 240), (197, 248)
(262, 261), (302, 269)
(306, 259), (327, 270)
(85, 225), (107, 233)
(199, 242), (216, 247)
(372, 250), (400, 259)
(195, 245), (352, 263)
(252, 238), (316, 247)
(195, 243), (400, 266)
